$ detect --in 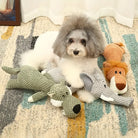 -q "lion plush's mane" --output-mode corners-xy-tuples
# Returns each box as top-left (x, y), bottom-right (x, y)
(103, 60), (128, 79)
